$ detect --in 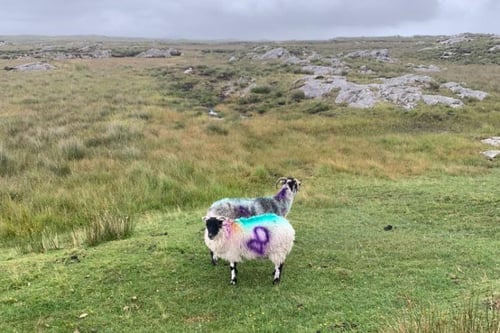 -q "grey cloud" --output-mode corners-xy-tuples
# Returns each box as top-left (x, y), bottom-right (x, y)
(0, 0), (498, 39)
